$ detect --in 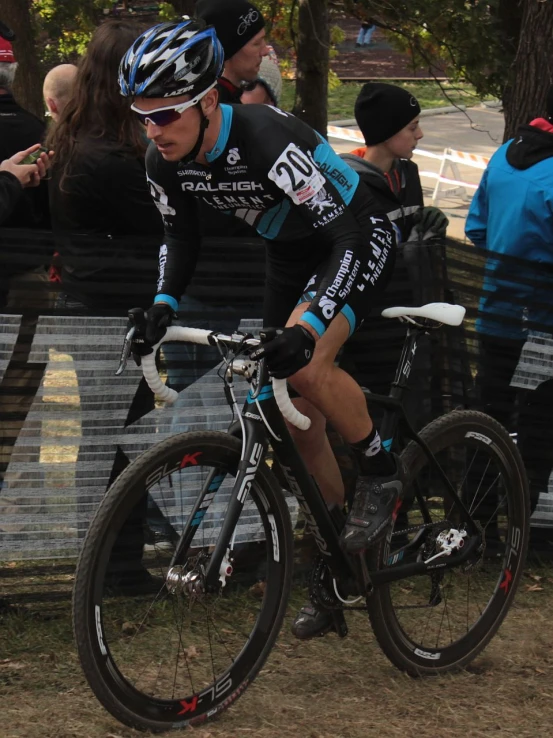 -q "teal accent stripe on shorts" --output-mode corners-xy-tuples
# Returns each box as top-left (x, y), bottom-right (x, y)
(154, 294), (178, 311)
(341, 303), (356, 337)
(301, 311), (326, 337)
(382, 438), (393, 451)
